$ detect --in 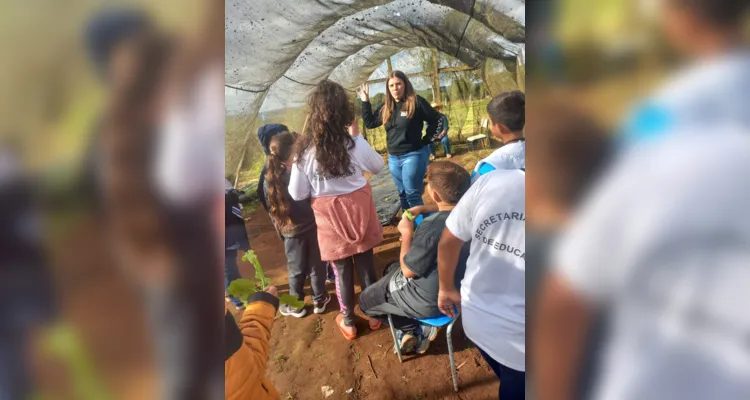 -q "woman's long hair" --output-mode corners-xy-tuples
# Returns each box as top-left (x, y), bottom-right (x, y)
(295, 79), (355, 178)
(381, 70), (417, 124)
(266, 131), (296, 228)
